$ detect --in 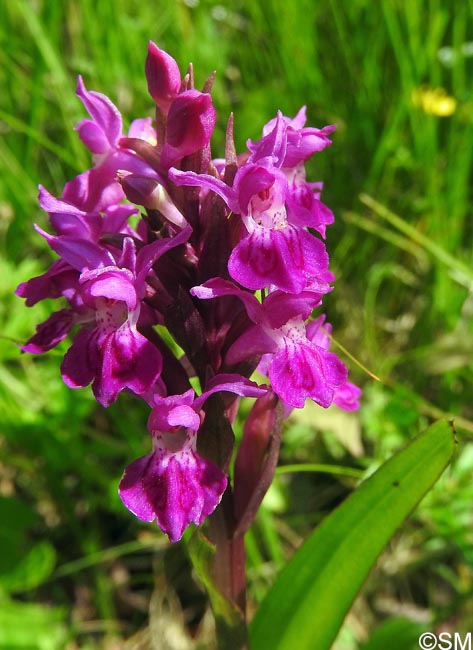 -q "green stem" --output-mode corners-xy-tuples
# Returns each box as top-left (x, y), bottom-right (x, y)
(209, 490), (248, 649)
